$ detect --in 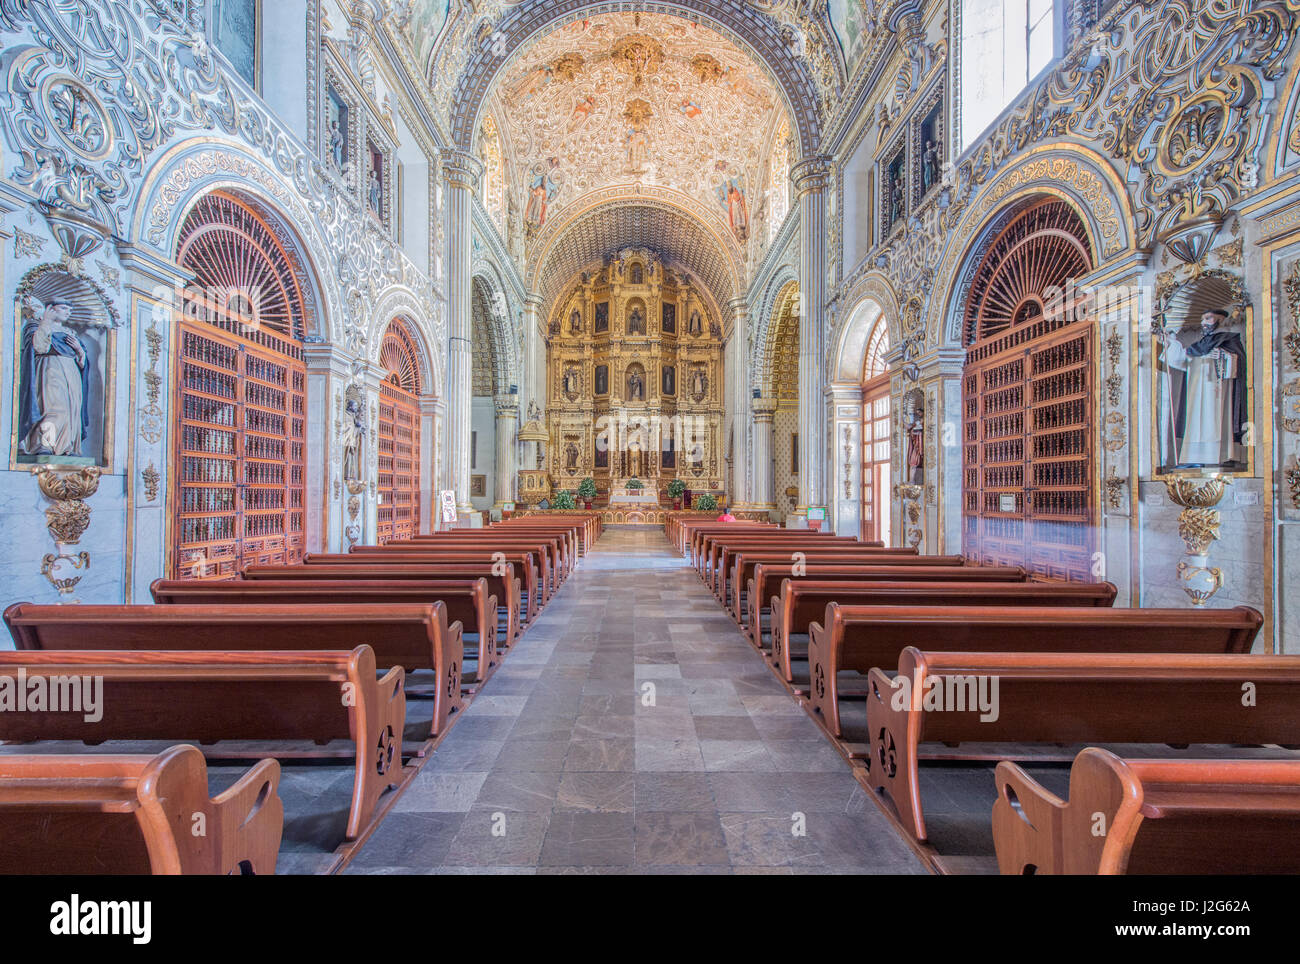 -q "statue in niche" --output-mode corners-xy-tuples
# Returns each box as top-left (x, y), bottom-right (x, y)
(341, 394), (366, 483)
(889, 174), (905, 226)
(905, 406), (924, 483)
(690, 368), (707, 401)
(687, 310), (703, 336)
(595, 365), (608, 395)
(565, 441), (579, 470)
(1156, 309), (1248, 469)
(569, 309), (582, 334)
(627, 367), (645, 401)
(627, 306), (646, 335)
(922, 140), (939, 193)
(19, 297), (90, 458)
(661, 365), (675, 395)
(562, 365), (581, 398)
(368, 165), (382, 217)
